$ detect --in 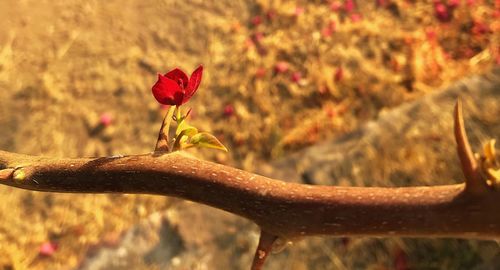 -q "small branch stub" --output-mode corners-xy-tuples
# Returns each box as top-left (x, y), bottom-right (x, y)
(251, 231), (278, 270)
